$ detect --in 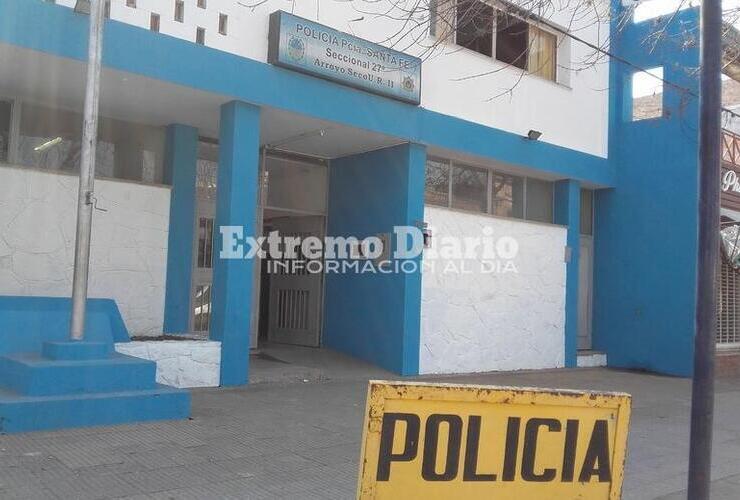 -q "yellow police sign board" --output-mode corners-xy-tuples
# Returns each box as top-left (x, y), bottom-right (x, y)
(357, 381), (631, 499)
